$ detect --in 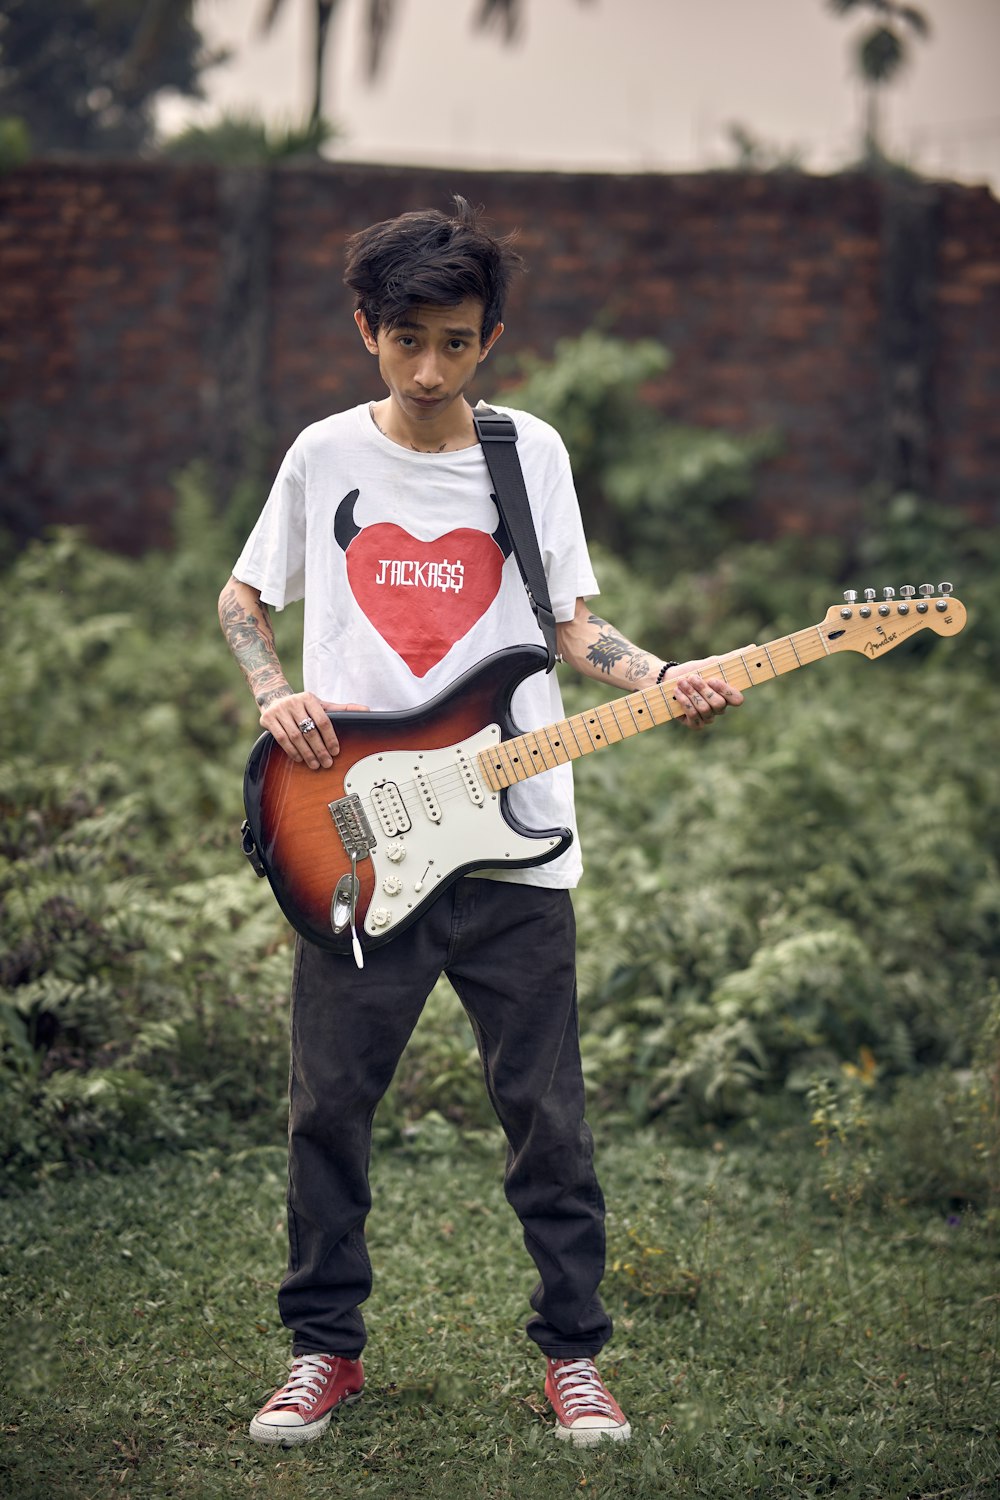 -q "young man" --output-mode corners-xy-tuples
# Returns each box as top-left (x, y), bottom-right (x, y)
(219, 197), (742, 1449)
